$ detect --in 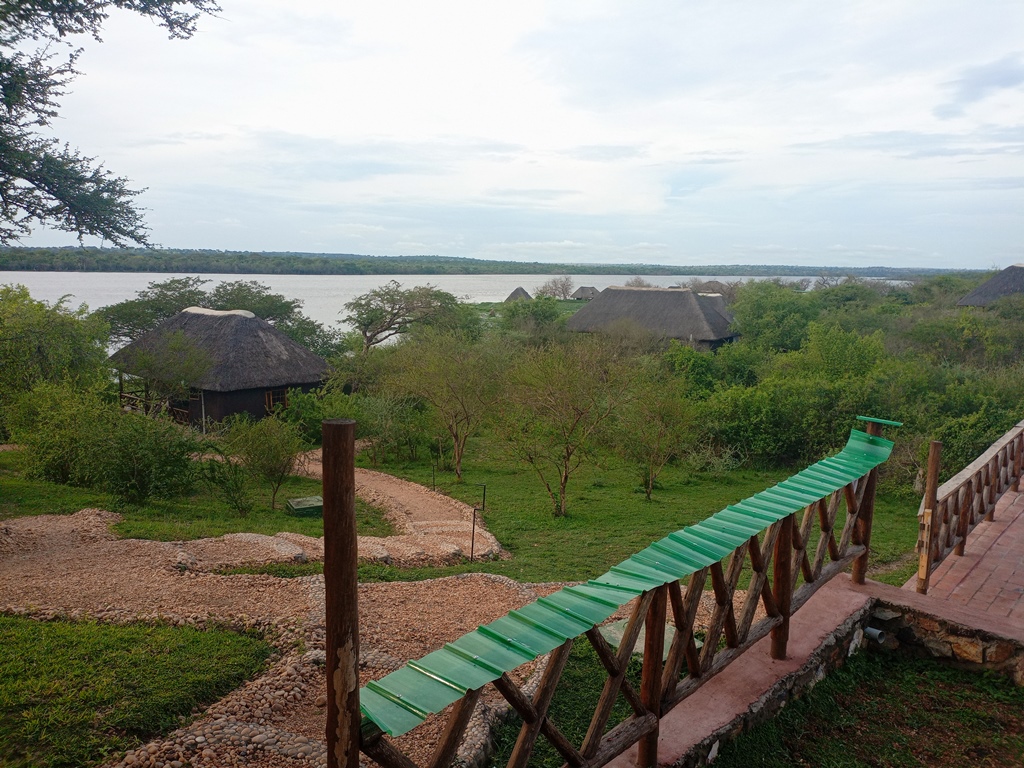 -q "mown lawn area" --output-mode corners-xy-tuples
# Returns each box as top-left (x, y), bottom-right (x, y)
(714, 650), (1024, 768)
(0, 615), (273, 768)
